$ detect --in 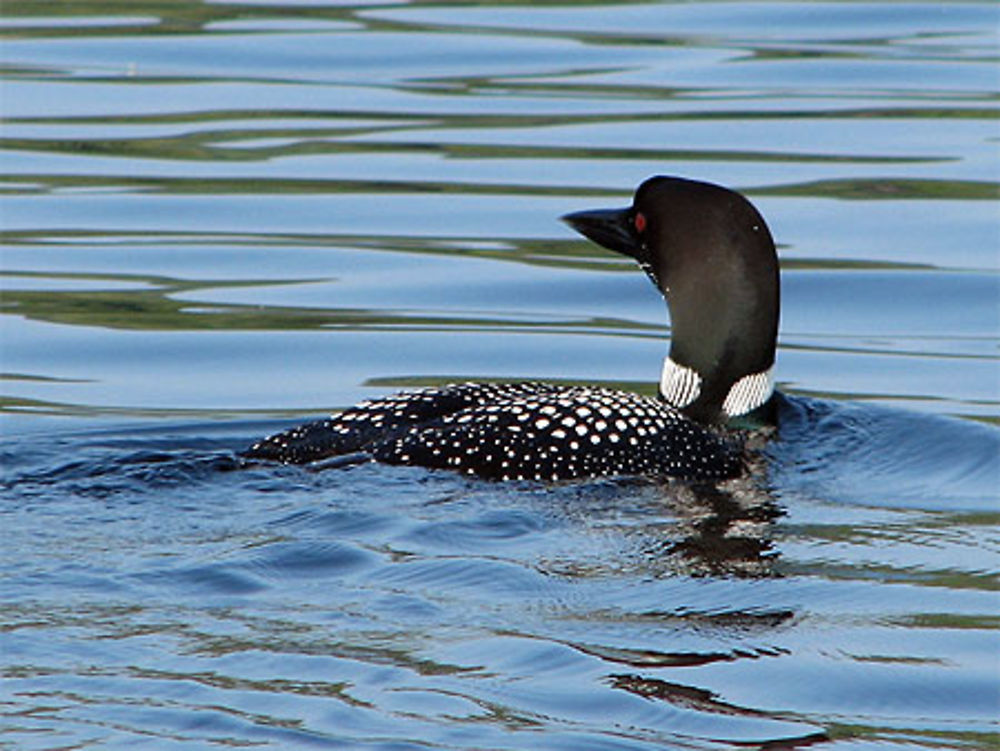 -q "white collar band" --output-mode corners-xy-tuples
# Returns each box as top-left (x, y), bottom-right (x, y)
(722, 366), (774, 418)
(660, 357), (774, 419)
(659, 357), (702, 409)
